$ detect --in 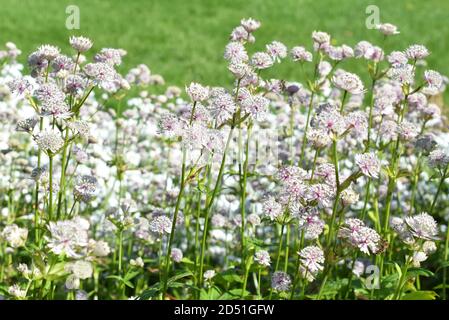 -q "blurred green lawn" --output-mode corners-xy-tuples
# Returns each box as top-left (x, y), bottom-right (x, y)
(1, 0), (449, 107)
